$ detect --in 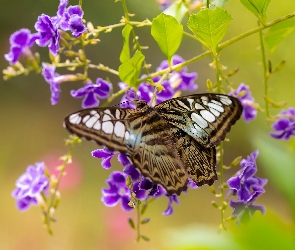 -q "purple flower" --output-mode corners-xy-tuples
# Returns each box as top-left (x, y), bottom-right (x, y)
(70, 79), (112, 108)
(229, 190), (266, 225)
(60, 6), (87, 37)
(163, 195), (179, 216)
(227, 150), (267, 224)
(119, 55), (198, 107)
(230, 83), (257, 123)
(35, 14), (60, 55)
(11, 162), (49, 212)
(92, 147), (115, 169)
(42, 63), (62, 105)
(270, 108), (295, 140)
(4, 28), (39, 64)
(118, 154), (141, 181)
(101, 171), (133, 212)
(156, 55), (198, 91)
